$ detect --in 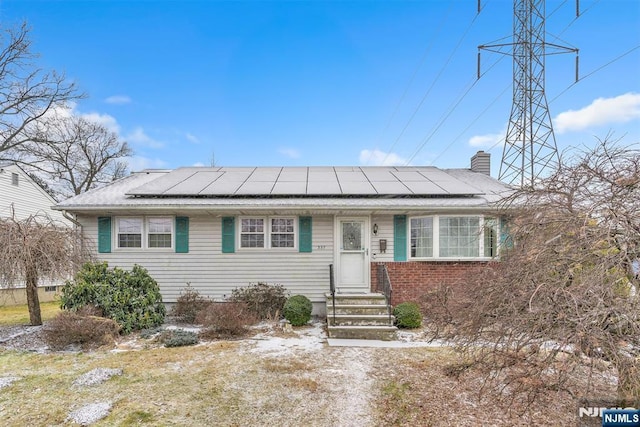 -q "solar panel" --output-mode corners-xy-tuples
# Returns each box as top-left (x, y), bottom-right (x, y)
(127, 166), (483, 197)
